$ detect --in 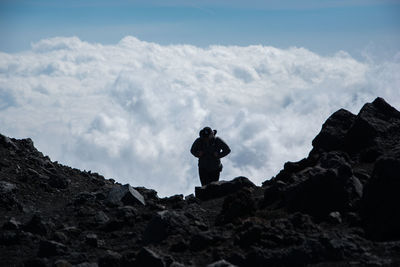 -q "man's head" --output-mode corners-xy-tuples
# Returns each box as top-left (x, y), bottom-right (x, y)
(200, 127), (216, 140)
